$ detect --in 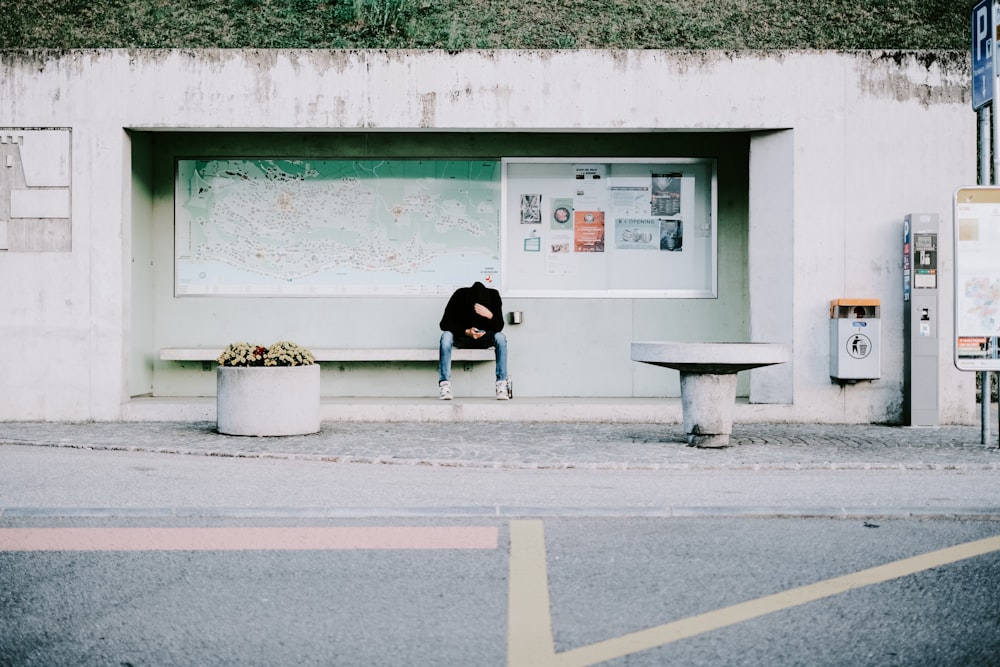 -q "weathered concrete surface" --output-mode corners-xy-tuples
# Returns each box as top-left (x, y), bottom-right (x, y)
(0, 49), (977, 425)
